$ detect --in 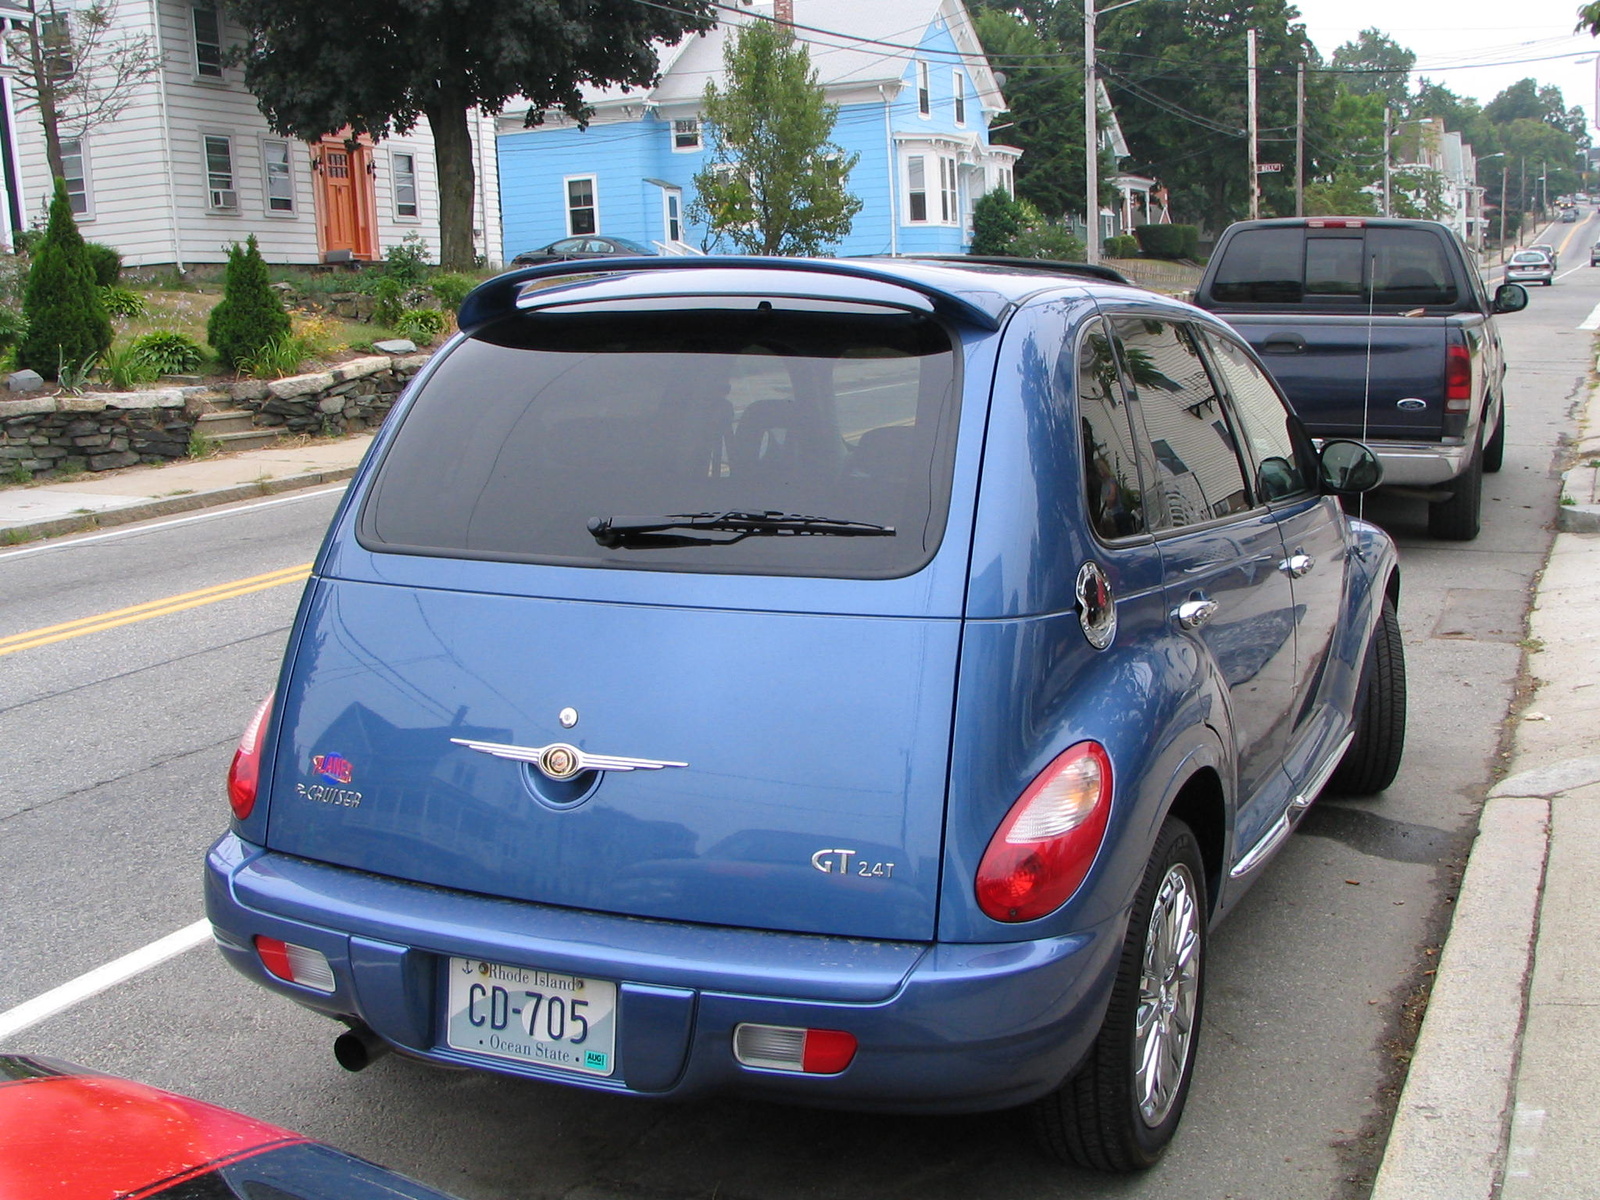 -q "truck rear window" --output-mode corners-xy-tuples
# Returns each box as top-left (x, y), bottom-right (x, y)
(358, 305), (960, 579)
(1210, 227), (1459, 307)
